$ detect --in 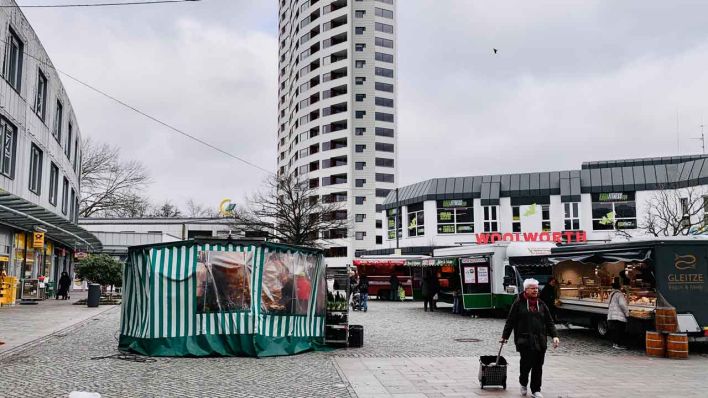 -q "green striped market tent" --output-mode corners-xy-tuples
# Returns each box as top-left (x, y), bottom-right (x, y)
(119, 239), (326, 357)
